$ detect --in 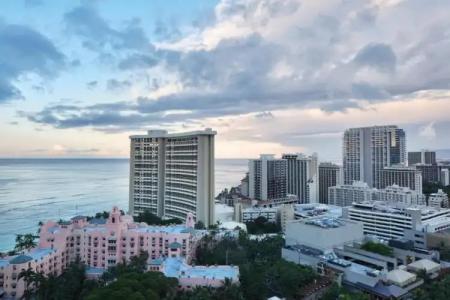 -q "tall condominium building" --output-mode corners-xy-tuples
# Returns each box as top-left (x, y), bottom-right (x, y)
(248, 154), (288, 202)
(408, 150), (436, 165)
(378, 166), (423, 194)
(441, 169), (450, 186)
(129, 129), (216, 225)
(282, 153), (318, 203)
(415, 164), (442, 183)
(343, 125), (406, 188)
(329, 181), (425, 207)
(318, 162), (343, 204)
